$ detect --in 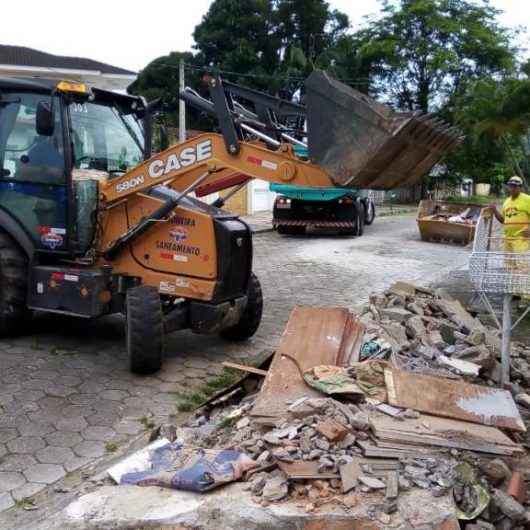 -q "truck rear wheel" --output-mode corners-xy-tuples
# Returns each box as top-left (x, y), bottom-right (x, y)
(365, 200), (376, 225)
(357, 202), (365, 236)
(0, 231), (29, 335)
(126, 285), (163, 374)
(220, 273), (263, 341)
